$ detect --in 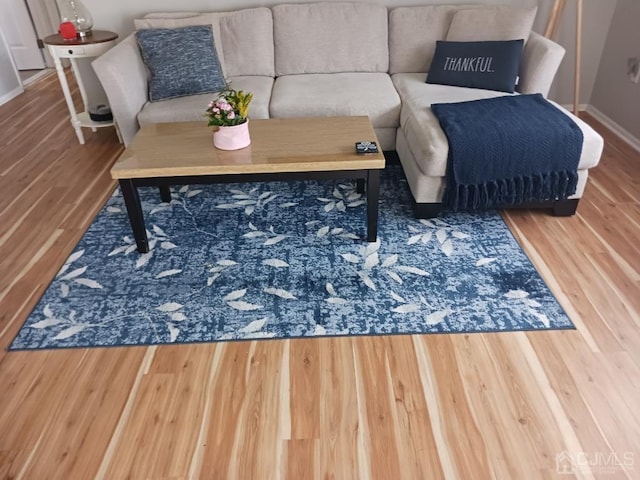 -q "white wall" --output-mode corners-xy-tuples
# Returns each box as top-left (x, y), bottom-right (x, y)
(84, 0), (540, 35)
(0, 26), (22, 105)
(546, 0), (617, 109)
(82, 0), (616, 105)
(590, 0), (640, 141)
